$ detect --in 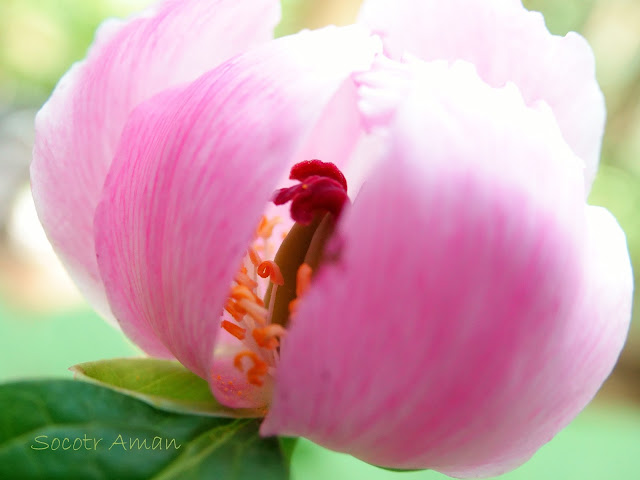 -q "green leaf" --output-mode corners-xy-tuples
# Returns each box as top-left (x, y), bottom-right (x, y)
(279, 436), (299, 463)
(0, 380), (289, 480)
(374, 466), (423, 473)
(70, 358), (263, 418)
